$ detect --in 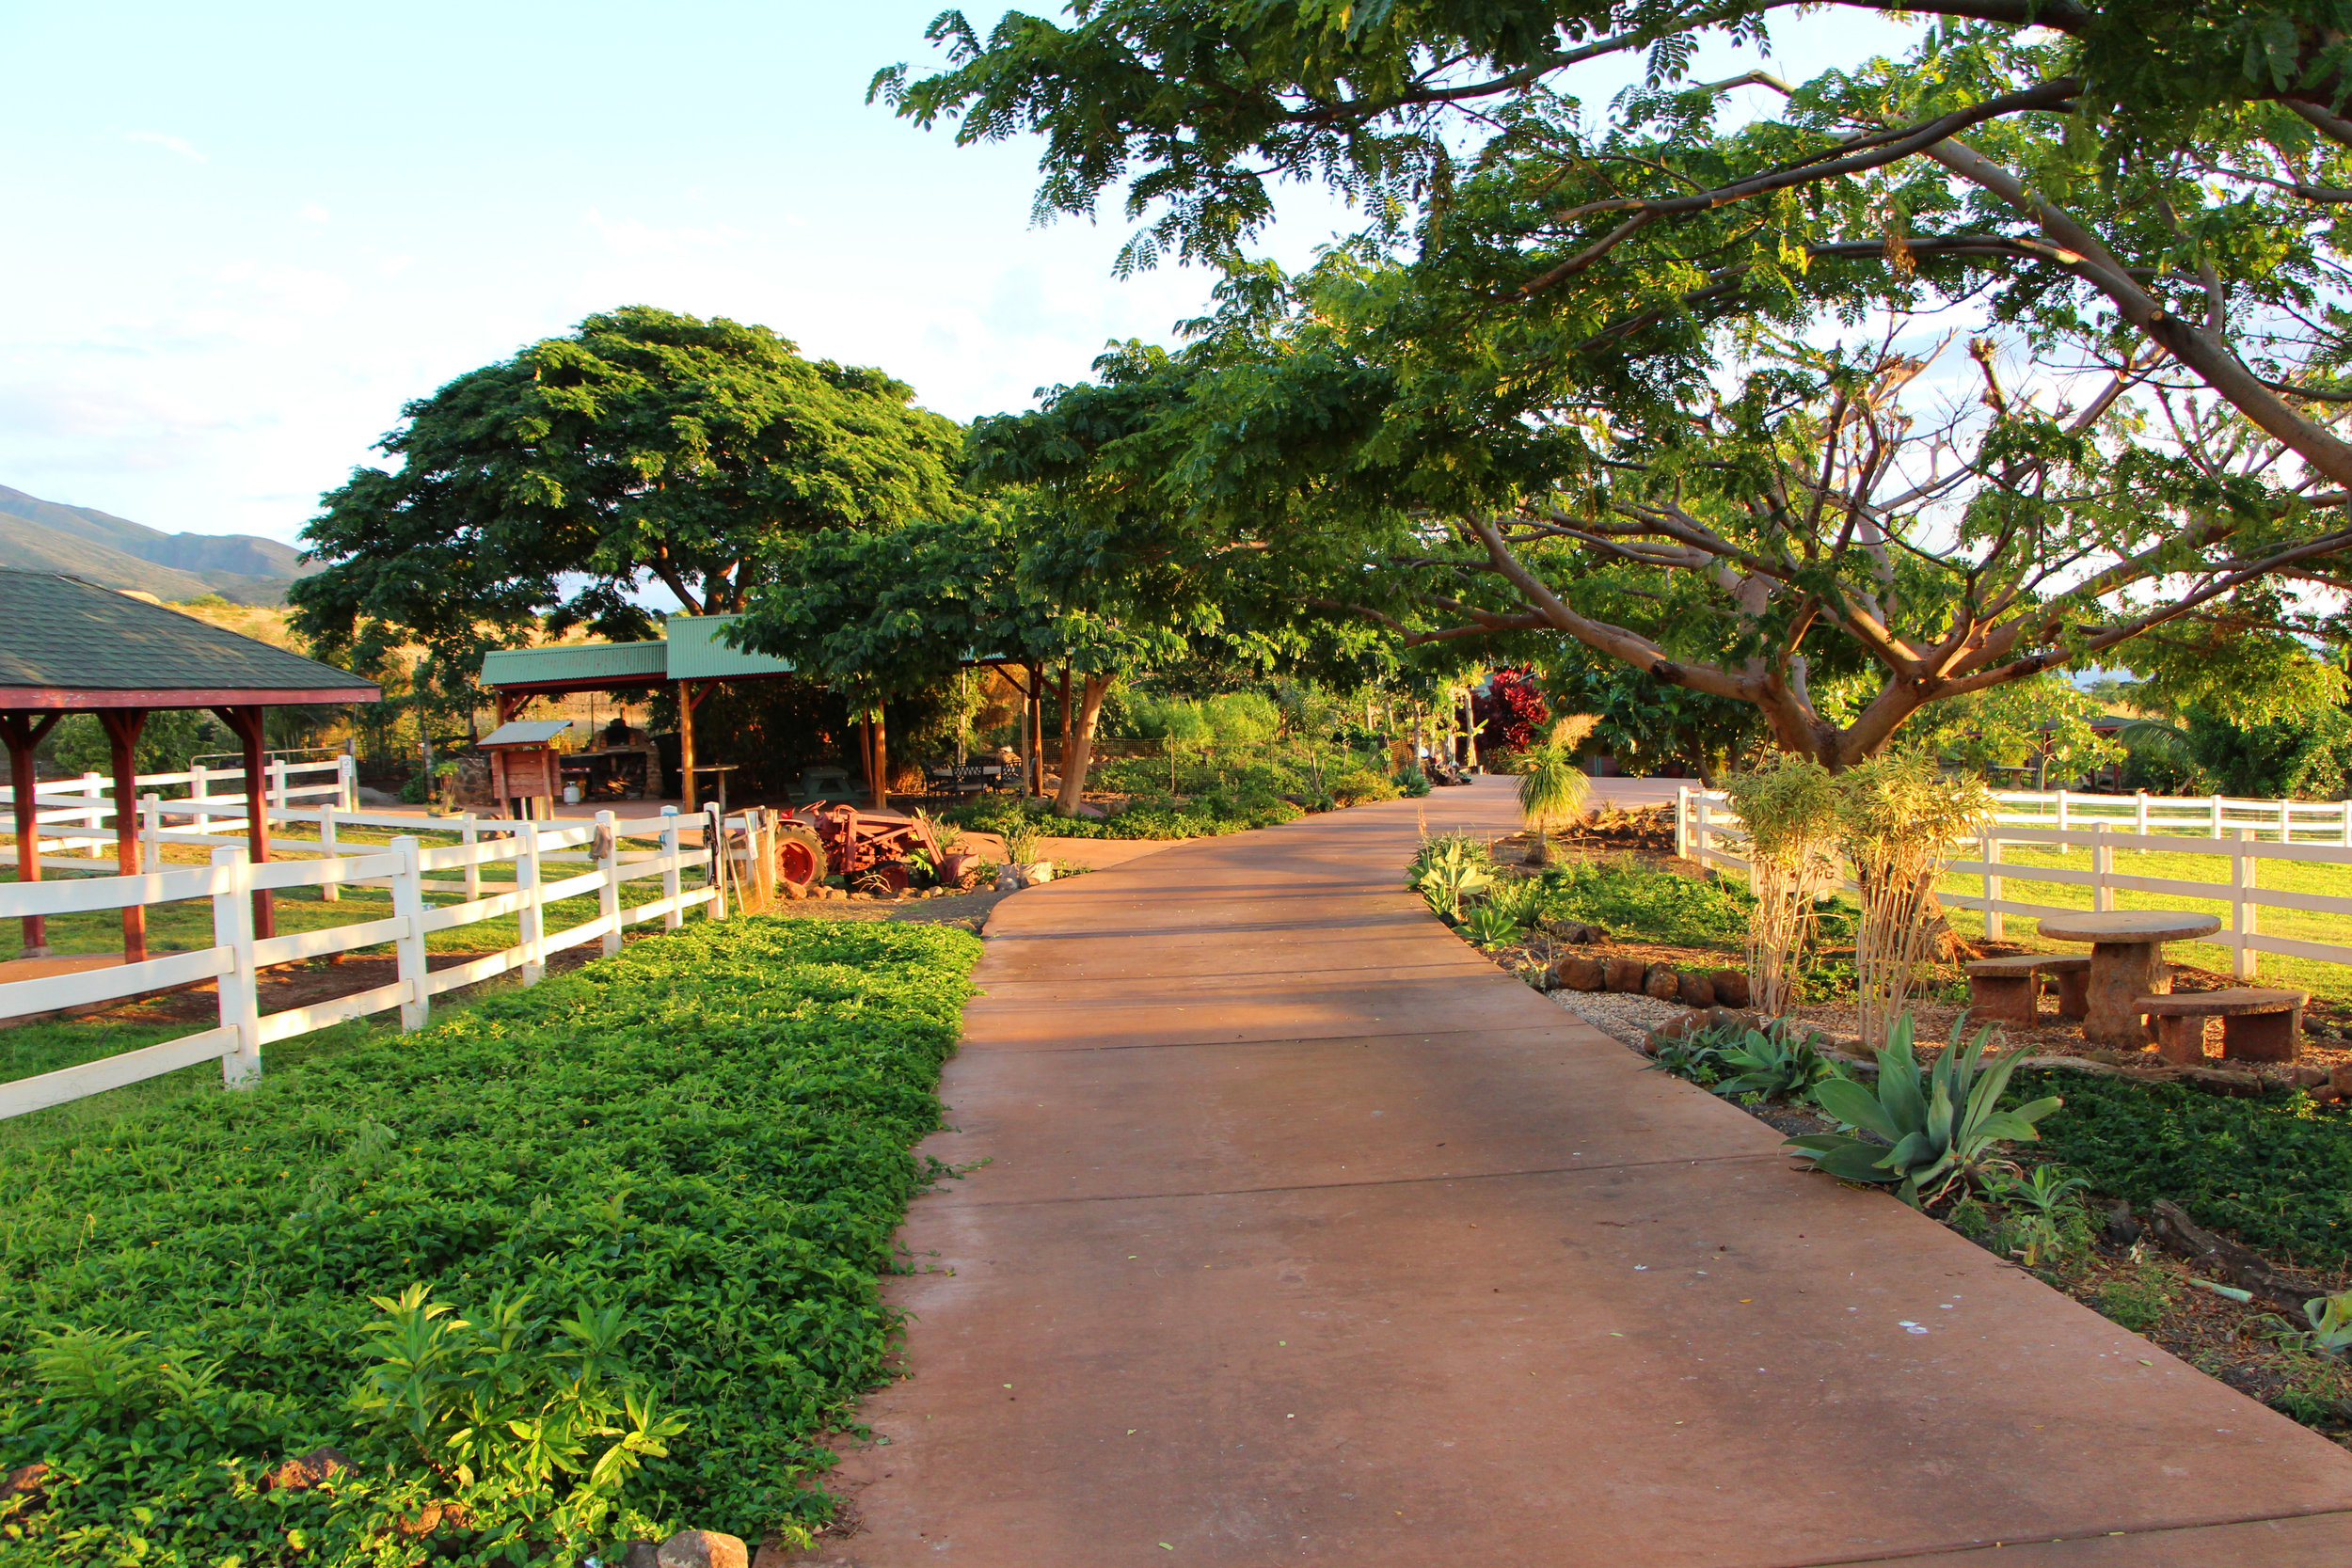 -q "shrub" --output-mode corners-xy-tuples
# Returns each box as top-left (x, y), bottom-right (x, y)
(1722, 754), (1840, 1017)
(0, 917), (983, 1564)
(1327, 768), (1400, 807)
(1833, 752), (1995, 1046)
(1539, 859), (1749, 948)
